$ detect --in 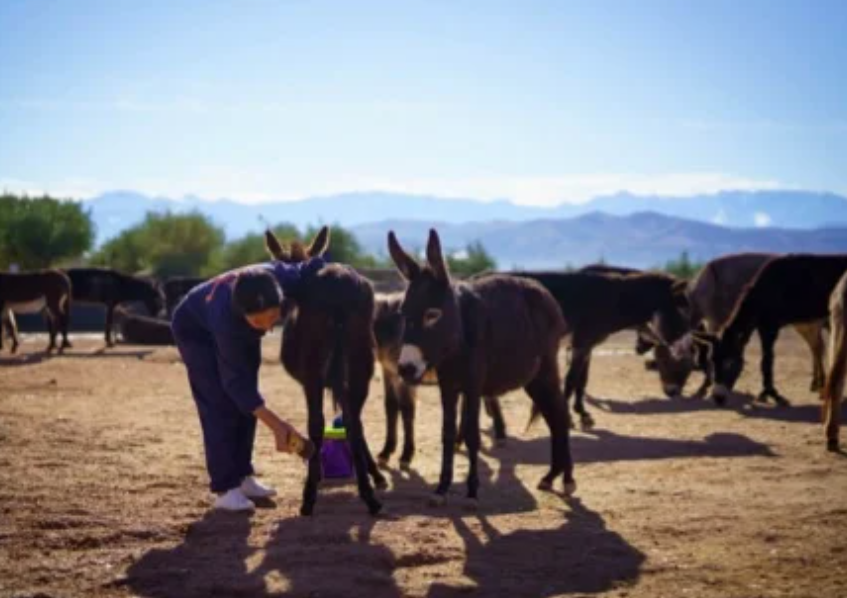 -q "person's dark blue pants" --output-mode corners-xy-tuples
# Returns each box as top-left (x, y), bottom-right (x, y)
(172, 308), (256, 494)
